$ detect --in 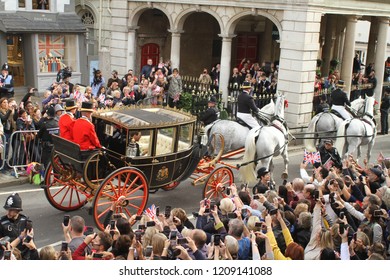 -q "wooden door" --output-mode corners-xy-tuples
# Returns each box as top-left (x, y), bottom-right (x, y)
(141, 43), (160, 70)
(235, 34), (258, 67)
